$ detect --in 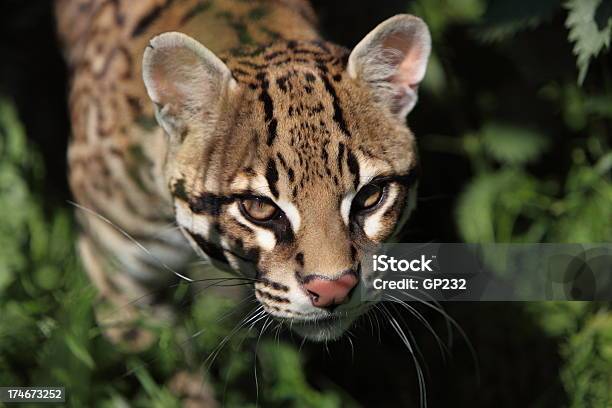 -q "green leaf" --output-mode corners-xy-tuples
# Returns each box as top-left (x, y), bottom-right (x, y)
(554, 182), (612, 242)
(455, 169), (544, 243)
(526, 302), (591, 337)
(65, 333), (95, 369)
(422, 52), (447, 96)
(455, 173), (500, 242)
(410, 0), (485, 39)
(129, 358), (182, 408)
(565, 0), (612, 84)
(480, 123), (549, 165)
(259, 341), (345, 408)
(562, 311), (612, 407)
